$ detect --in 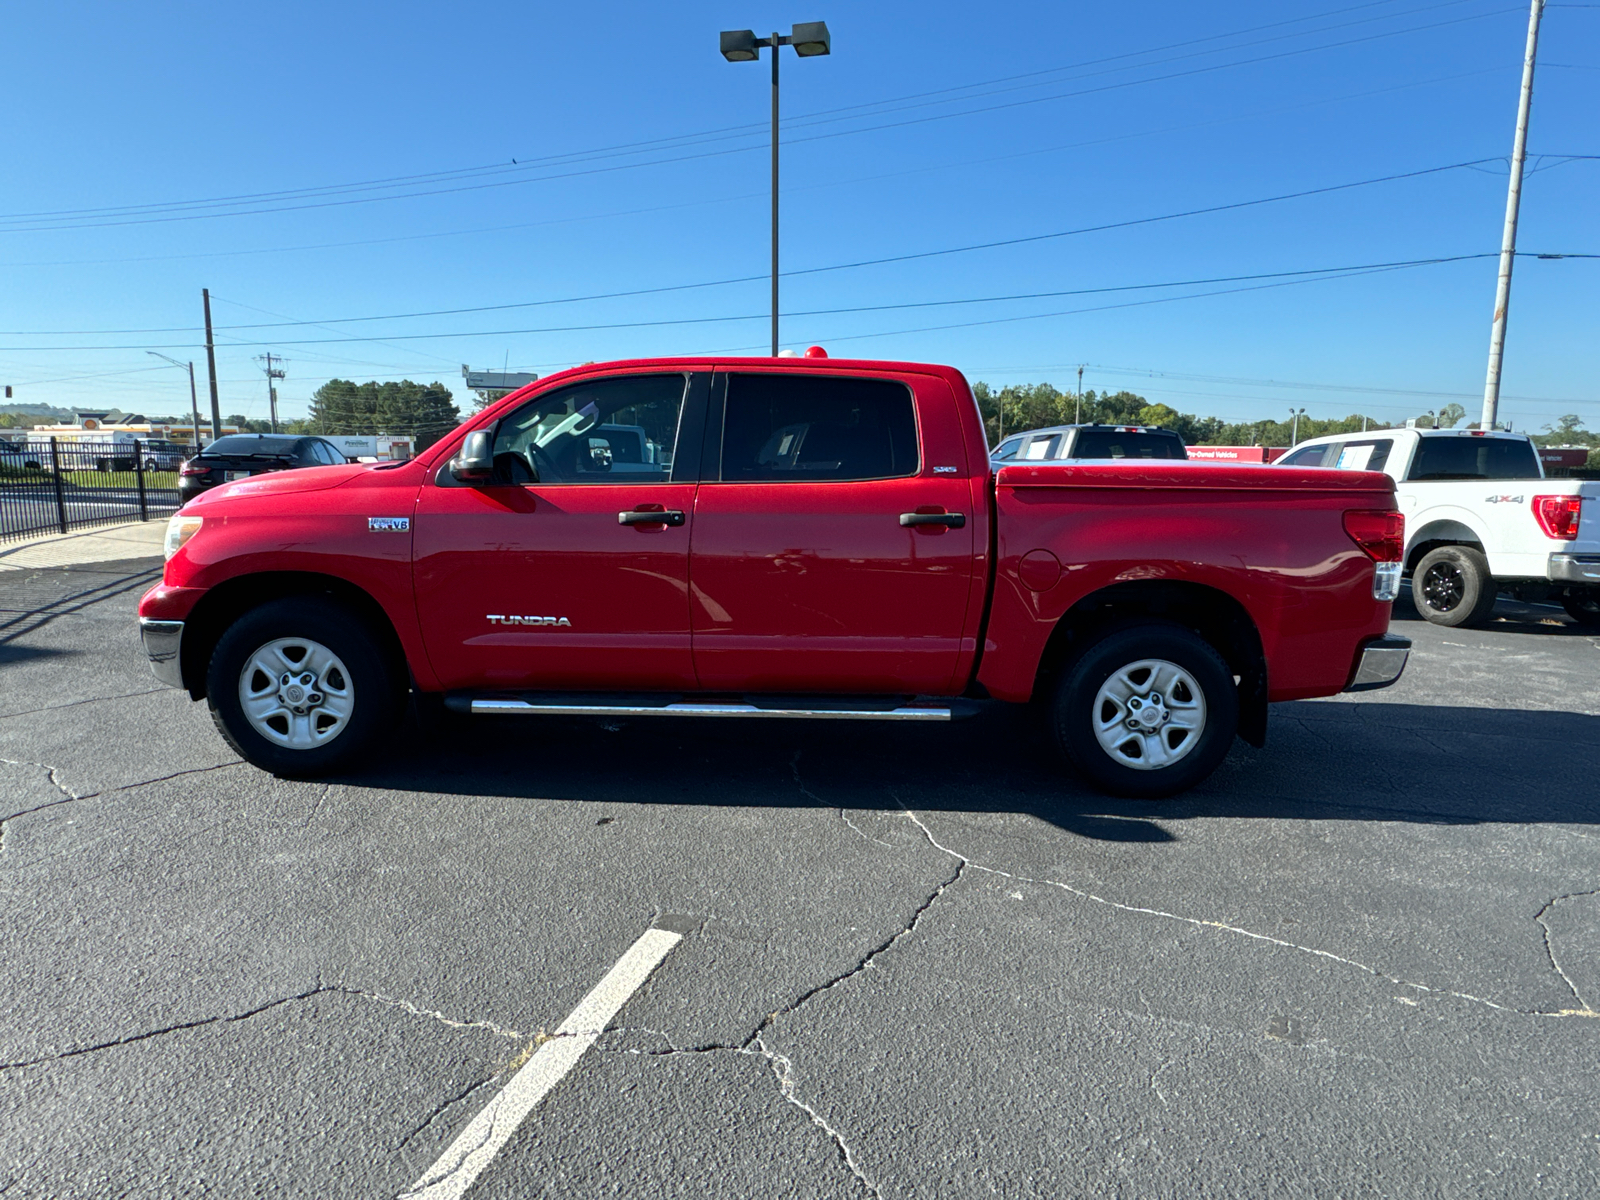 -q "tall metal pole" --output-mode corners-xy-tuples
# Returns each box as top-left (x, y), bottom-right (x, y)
(186, 362), (201, 450)
(770, 32), (780, 357)
(202, 288), (222, 442)
(1481, 0), (1545, 432)
(1076, 365), (1084, 424)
